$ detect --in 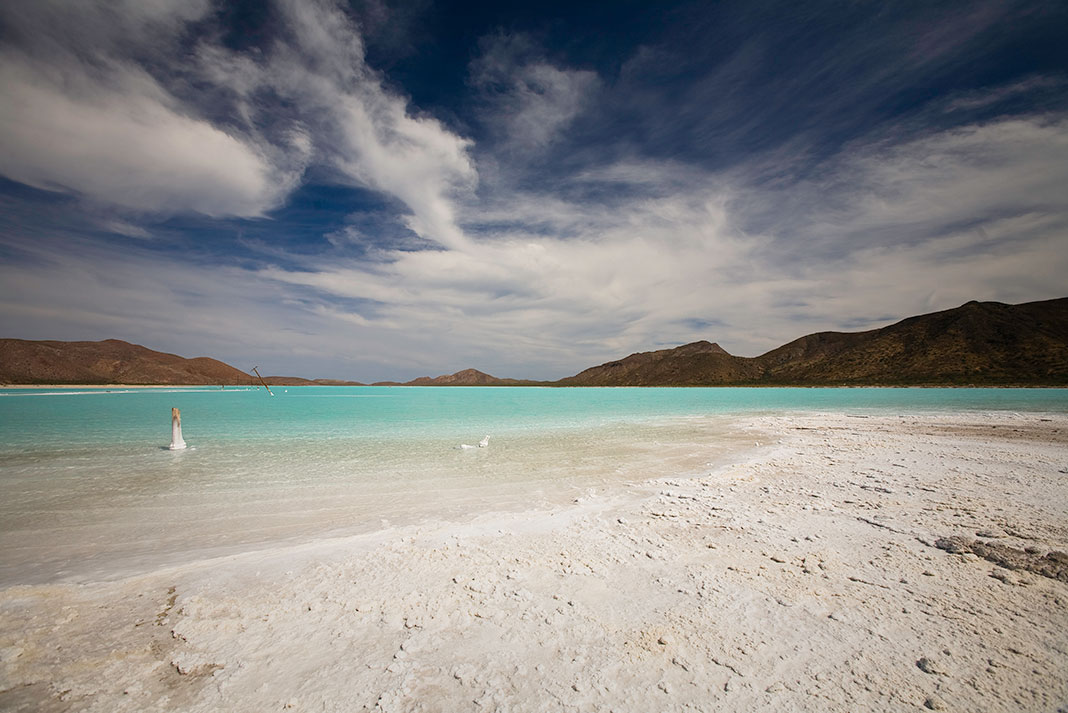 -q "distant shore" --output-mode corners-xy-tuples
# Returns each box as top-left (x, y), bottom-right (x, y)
(0, 384), (237, 389)
(2, 383), (1065, 389)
